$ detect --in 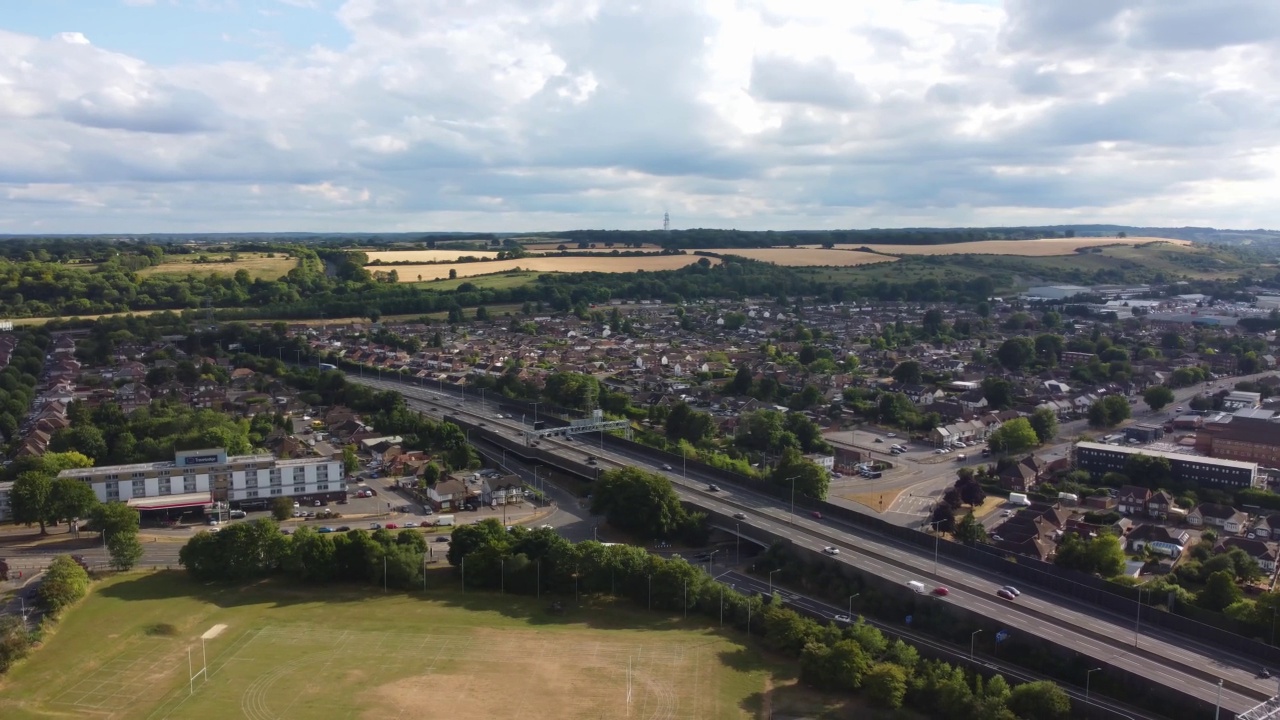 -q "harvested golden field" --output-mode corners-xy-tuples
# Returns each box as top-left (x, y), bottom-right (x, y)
(525, 243), (664, 252)
(701, 248), (899, 267)
(803, 236), (1189, 256)
(372, 255), (717, 281)
(365, 249), (500, 263)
